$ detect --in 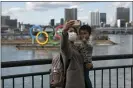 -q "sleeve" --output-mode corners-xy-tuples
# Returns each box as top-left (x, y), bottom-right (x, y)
(60, 30), (72, 60)
(82, 44), (93, 63)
